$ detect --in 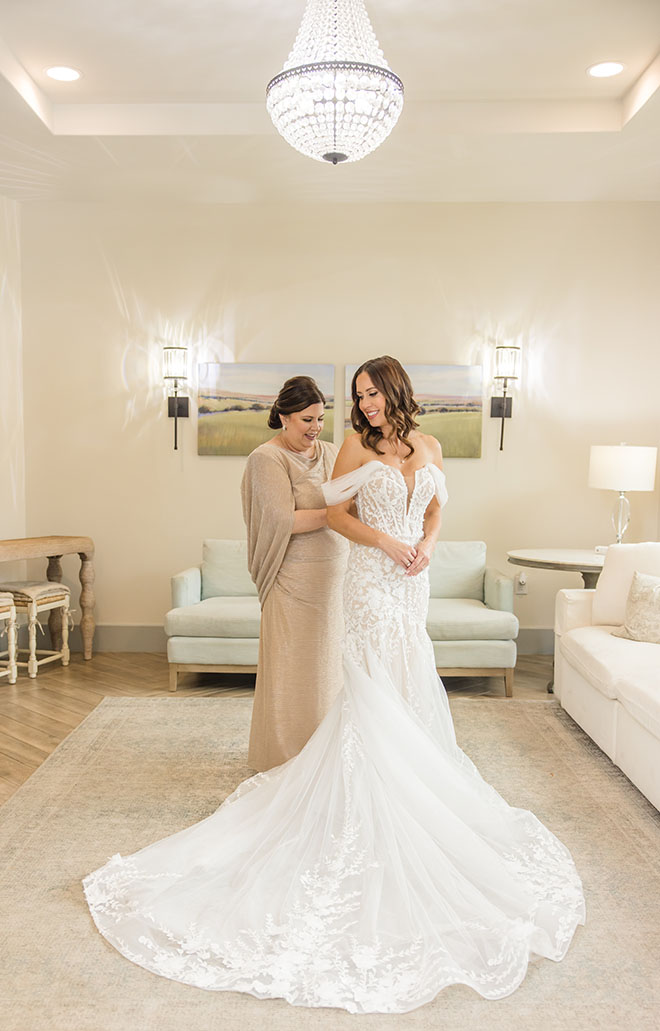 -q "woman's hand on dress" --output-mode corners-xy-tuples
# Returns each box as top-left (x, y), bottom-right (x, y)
(378, 534), (418, 570)
(405, 538), (434, 577)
